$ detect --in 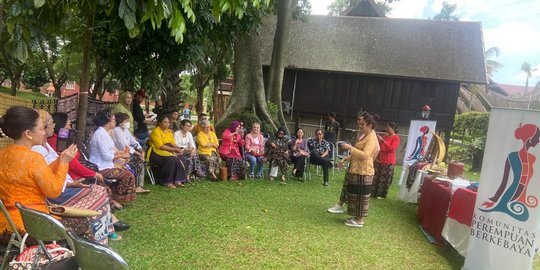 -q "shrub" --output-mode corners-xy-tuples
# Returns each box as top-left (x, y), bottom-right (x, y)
(451, 112), (490, 171)
(215, 111), (262, 136)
